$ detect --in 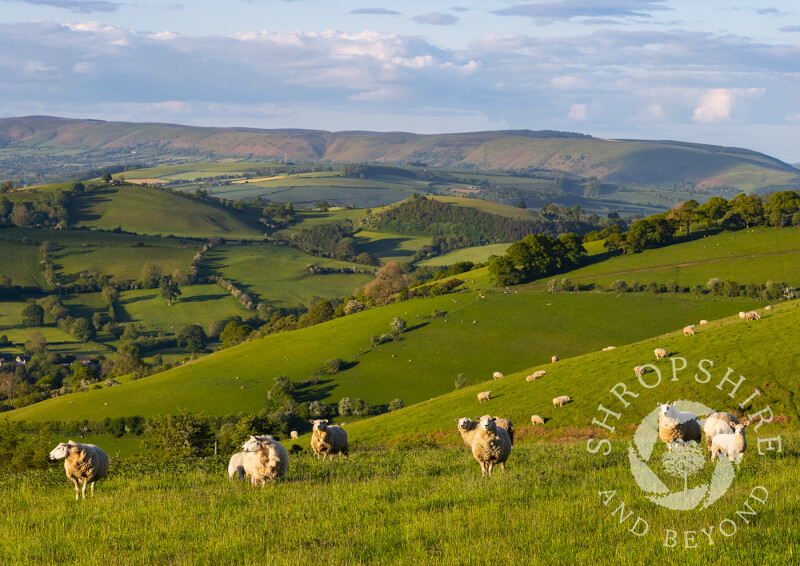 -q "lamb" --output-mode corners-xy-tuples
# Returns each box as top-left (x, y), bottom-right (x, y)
(683, 325), (696, 336)
(492, 371), (504, 380)
(530, 415), (544, 425)
(49, 440), (110, 500)
(241, 435), (289, 484)
(227, 452), (246, 480)
(477, 391), (492, 403)
(703, 412), (739, 454)
(711, 422), (750, 463)
(471, 416), (512, 477)
(551, 355), (559, 363)
(745, 311), (761, 321)
(309, 419), (349, 459)
(654, 348), (669, 360)
(553, 395), (571, 407)
(699, 320), (709, 325)
(290, 431), (299, 439)
(656, 402), (702, 448)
